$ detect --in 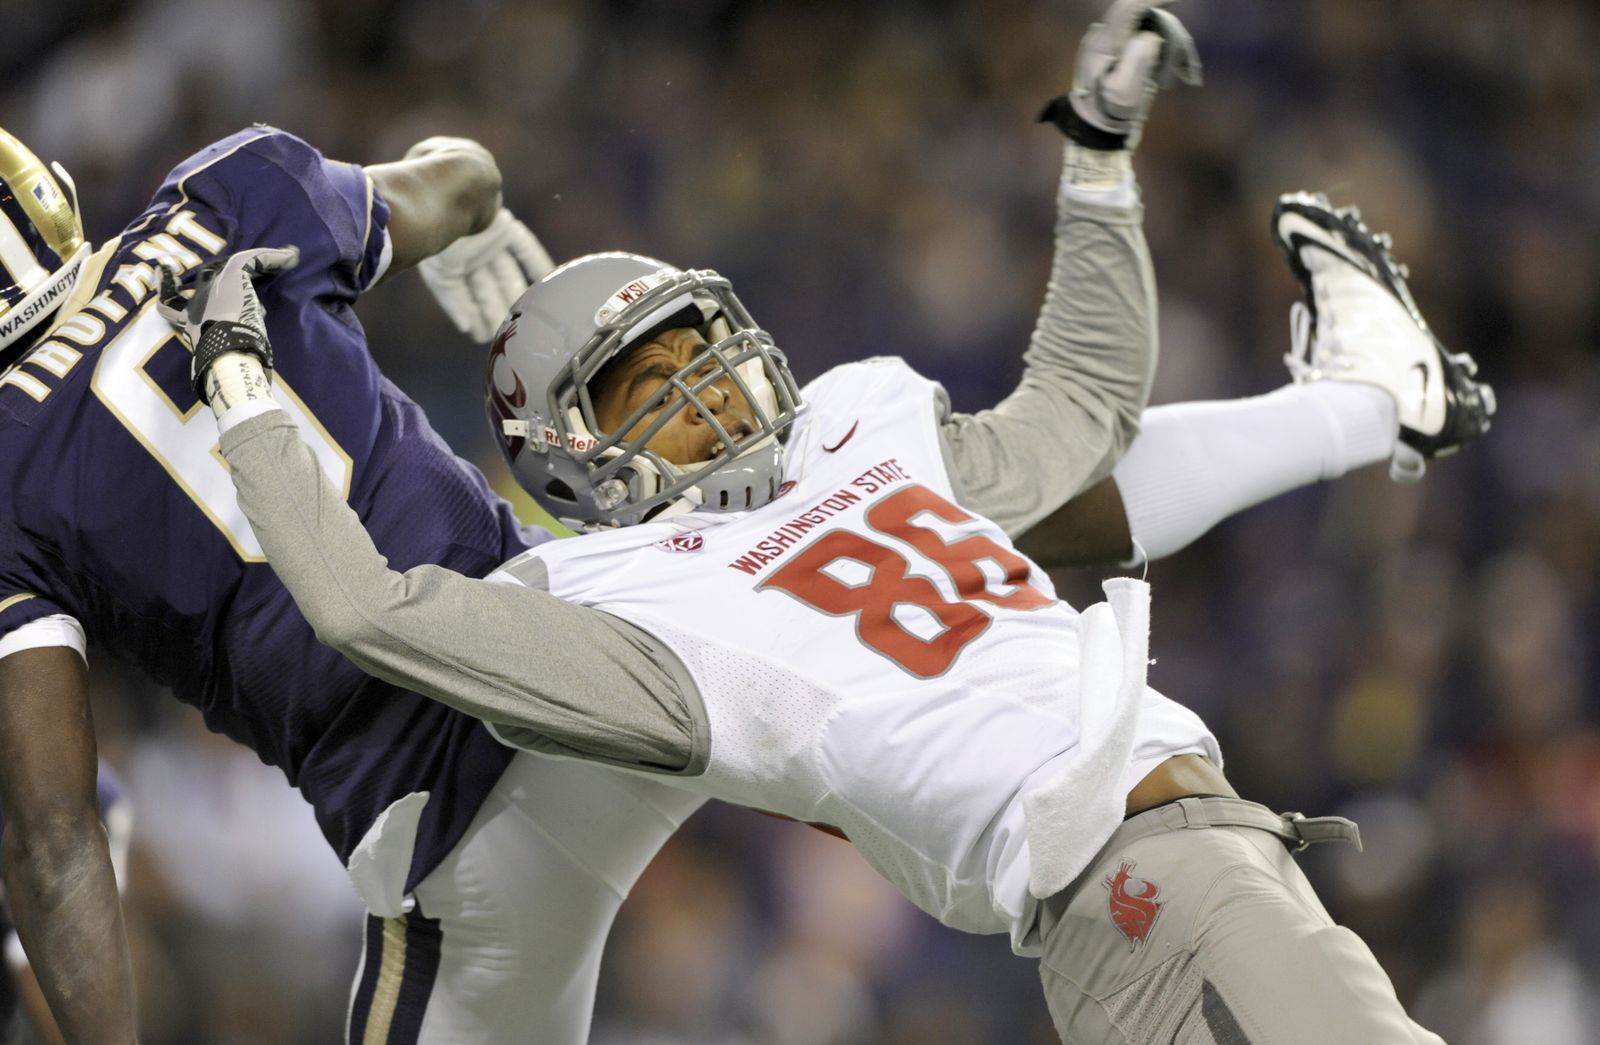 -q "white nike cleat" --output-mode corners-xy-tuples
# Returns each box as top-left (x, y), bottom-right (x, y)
(1273, 192), (1496, 482)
